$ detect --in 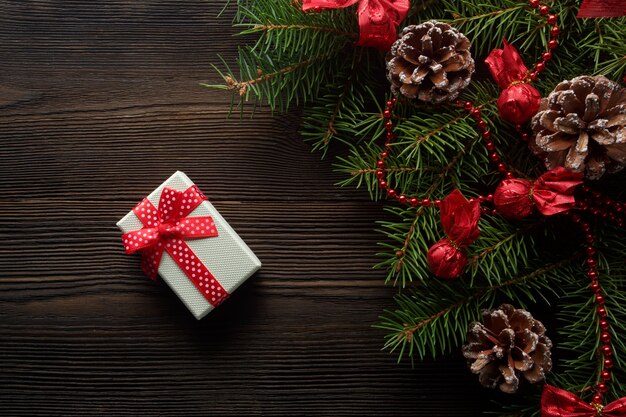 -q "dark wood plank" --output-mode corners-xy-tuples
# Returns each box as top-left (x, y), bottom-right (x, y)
(0, 200), (395, 298)
(0, 1), (492, 415)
